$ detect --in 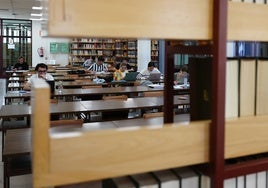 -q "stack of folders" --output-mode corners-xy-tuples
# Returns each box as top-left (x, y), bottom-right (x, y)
(102, 164), (268, 188)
